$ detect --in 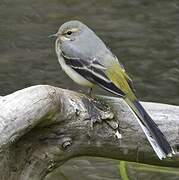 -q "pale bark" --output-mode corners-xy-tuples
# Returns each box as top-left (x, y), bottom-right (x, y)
(0, 85), (178, 180)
